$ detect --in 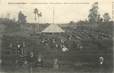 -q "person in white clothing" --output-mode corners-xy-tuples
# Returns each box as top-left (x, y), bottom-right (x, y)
(99, 56), (104, 65)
